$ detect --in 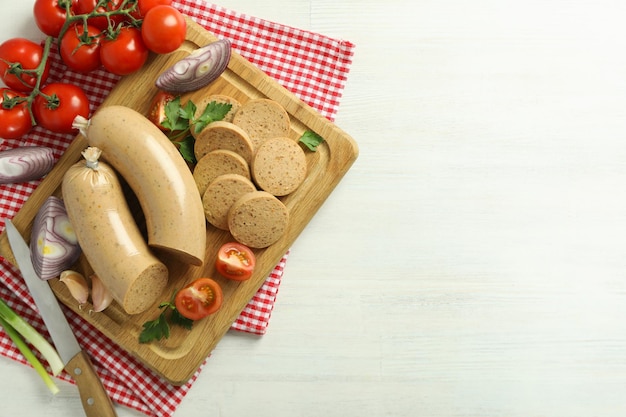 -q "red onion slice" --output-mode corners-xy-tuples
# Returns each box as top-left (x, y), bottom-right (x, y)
(30, 196), (82, 281)
(155, 39), (232, 93)
(0, 146), (55, 184)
